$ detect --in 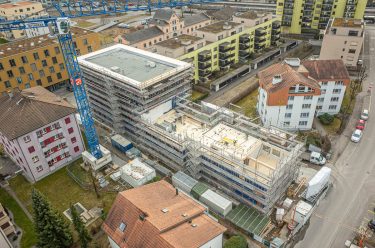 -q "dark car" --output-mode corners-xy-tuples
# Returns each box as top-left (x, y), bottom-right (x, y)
(368, 219), (375, 231)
